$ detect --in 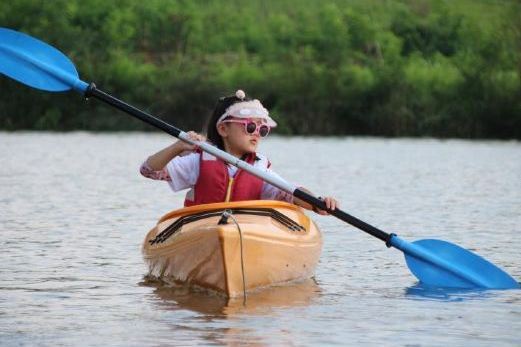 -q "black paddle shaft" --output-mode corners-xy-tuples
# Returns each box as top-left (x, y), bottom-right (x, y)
(85, 83), (182, 138)
(293, 189), (393, 244)
(86, 83), (393, 246)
